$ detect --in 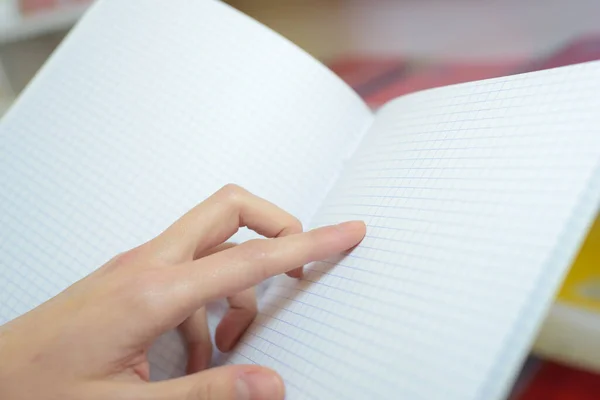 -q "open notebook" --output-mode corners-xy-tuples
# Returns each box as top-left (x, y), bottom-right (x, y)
(1, 1), (600, 399)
